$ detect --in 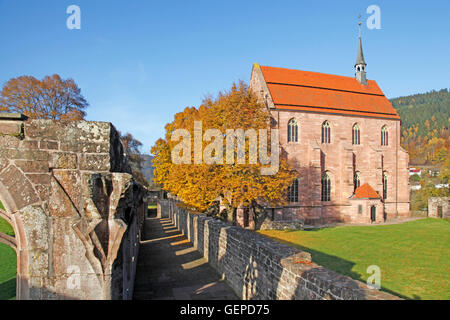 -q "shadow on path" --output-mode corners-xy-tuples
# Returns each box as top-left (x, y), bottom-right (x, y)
(133, 217), (238, 300)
